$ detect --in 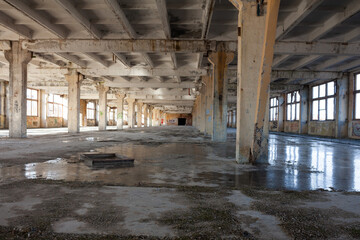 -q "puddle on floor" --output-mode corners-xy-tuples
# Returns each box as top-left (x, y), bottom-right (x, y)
(0, 141), (359, 191)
